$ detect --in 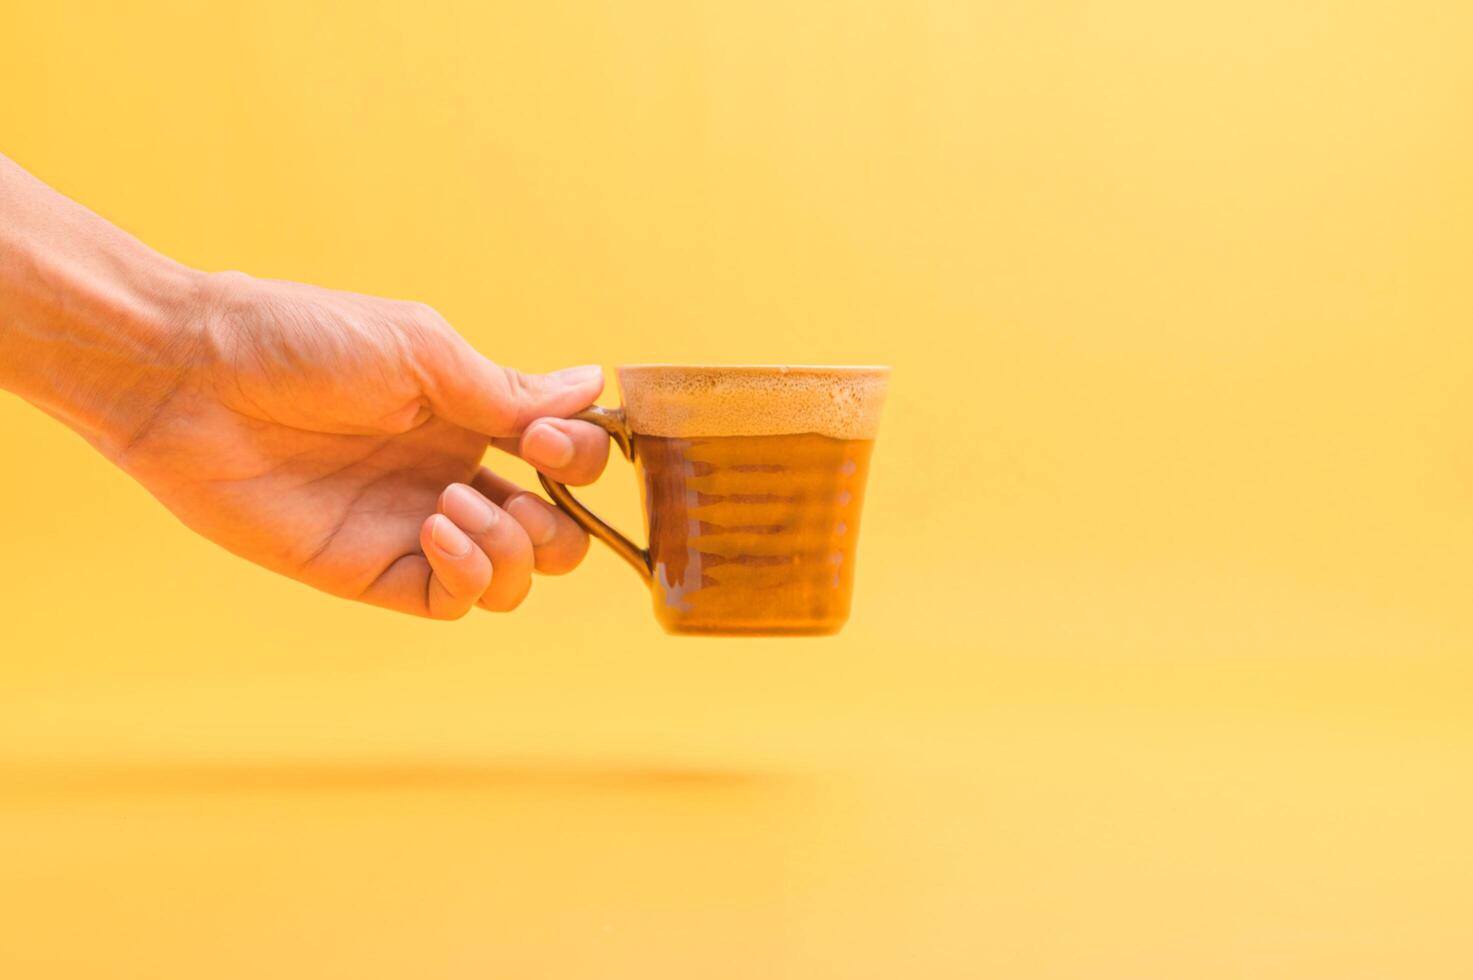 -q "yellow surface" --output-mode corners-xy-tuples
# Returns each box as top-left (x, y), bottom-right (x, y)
(3, 1), (1473, 976)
